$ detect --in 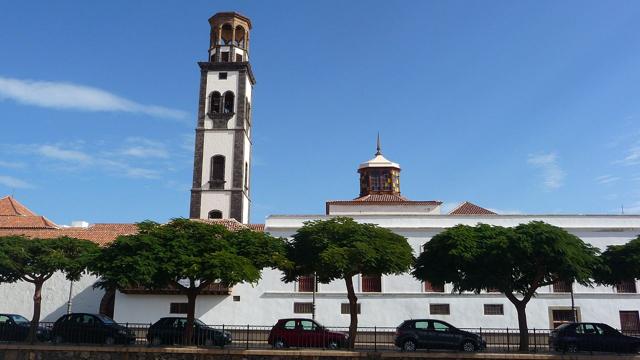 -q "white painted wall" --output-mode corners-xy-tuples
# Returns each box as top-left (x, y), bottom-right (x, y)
(113, 213), (640, 330)
(0, 272), (104, 322)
